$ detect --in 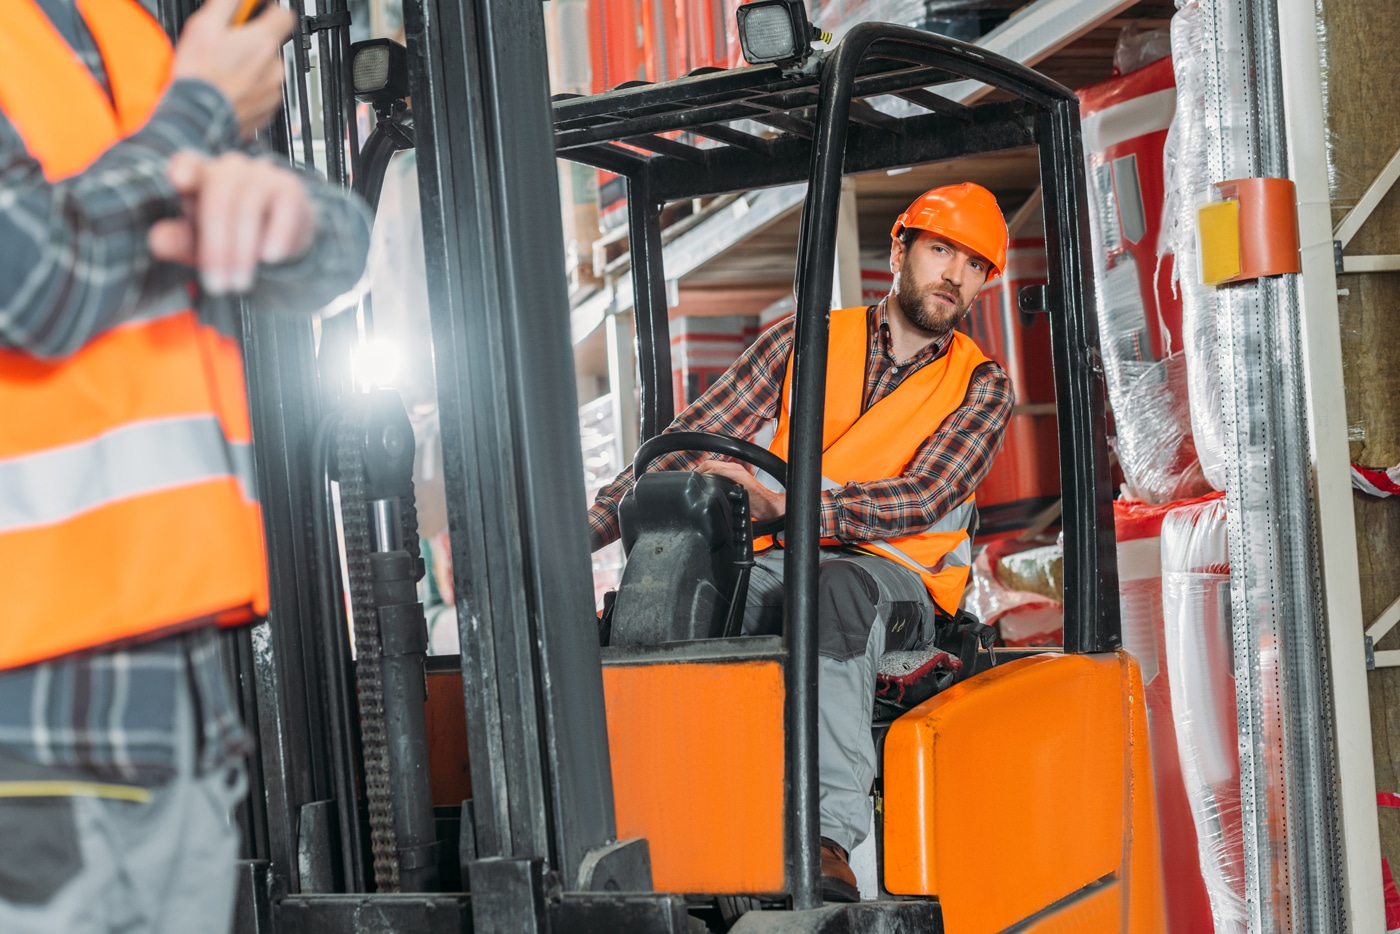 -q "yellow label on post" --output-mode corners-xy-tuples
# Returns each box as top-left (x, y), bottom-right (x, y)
(1198, 199), (1241, 286)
